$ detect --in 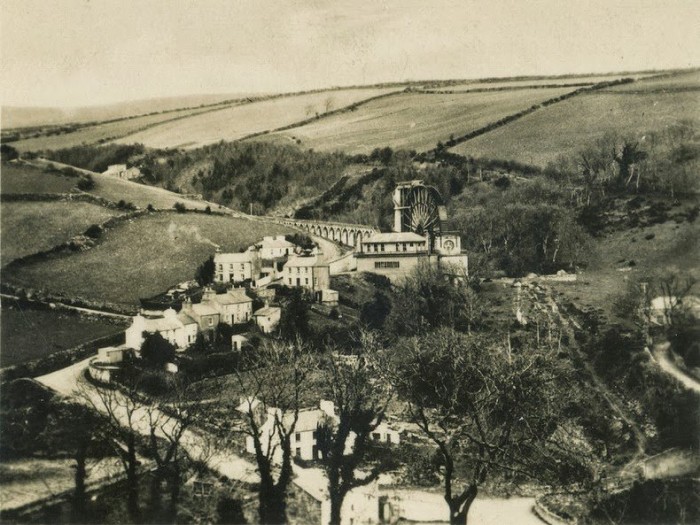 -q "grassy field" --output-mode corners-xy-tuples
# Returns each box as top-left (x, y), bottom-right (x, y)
(451, 90), (699, 166)
(112, 88), (401, 149)
(421, 74), (646, 91)
(608, 69), (700, 92)
(85, 170), (218, 210)
(550, 213), (700, 320)
(1, 201), (122, 265)
(1, 162), (78, 194)
(263, 88), (577, 154)
(0, 305), (123, 367)
(9, 106), (220, 152)
(3, 213), (293, 308)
